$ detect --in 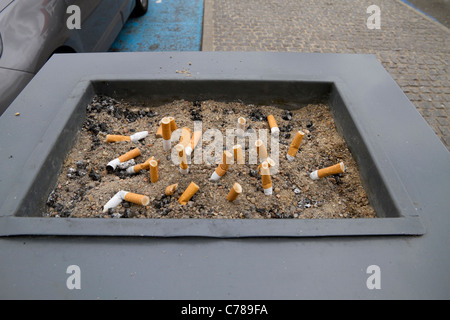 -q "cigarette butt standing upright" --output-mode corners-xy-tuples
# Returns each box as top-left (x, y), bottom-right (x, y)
(149, 159), (159, 183)
(185, 130), (202, 156)
(161, 117), (172, 152)
(267, 115), (279, 136)
(227, 183), (242, 202)
(210, 151), (233, 181)
(156, 117), (177, 138)
(179, 182), (200, 205)
(310, 162), (346, 180)
(107, 147), (141, 171)
(286, 131), (305, 162)
(176, 144), (189, 174)
(255, 139), (268, 162)
(179, 127), (192, 148)
(236, 117), (246, 138)
(233, 144), (245, 164)
(260, 161), (273, 196)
